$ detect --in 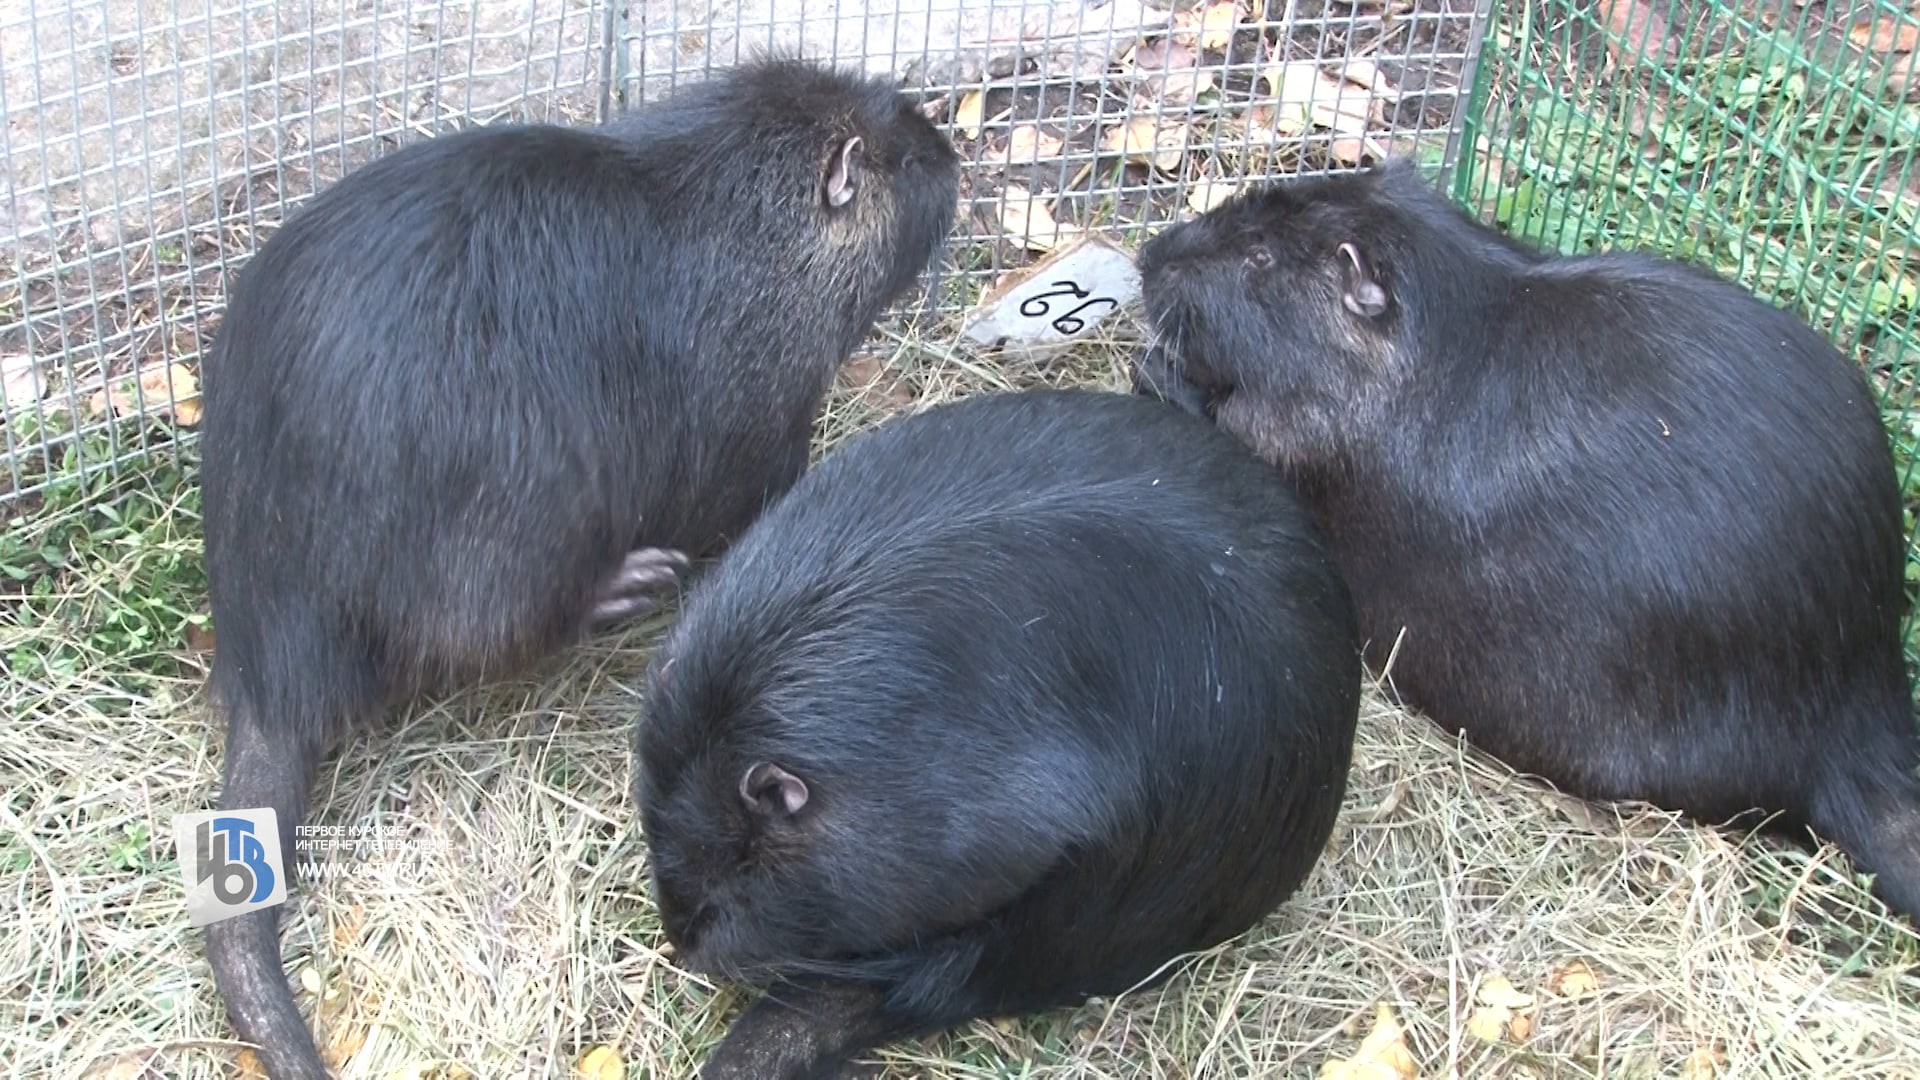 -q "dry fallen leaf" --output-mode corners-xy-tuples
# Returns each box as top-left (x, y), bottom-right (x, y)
(1596, 0), (1673, 68)
(1547, 958), (1600, 998)
(1890, 49), (1920, 100)
(324, 1023), (369, 1071)
(1126, 39), (1216, 102)
(1240, 105), (1305, 143)
(2, 352), (41, 408)
(837, 354), (914, 410)
(77, 1053), (152, 1080)
(1319, 1002), (1419, 1080)
(996, 185), (1075, 252)
(235, 1050), (268, 1080)
(1195, 1), (1241, 51)
(1335, 58), (1402, 100)
(1187, 178), (1238, 214)
(1465, 1005), (1511, 1043)
(989, 124), (1066, 165)
(1260, 60), (1380, 135)
(1682, 1047), (1723, 1080)
(1173, 1), (1242, 51)
(955, 89), (986, 139)
(185, 618), (217, 653)
(576, 1044), (626, 1080)
(88, 362), (202, 426)
(1476, 974), (1536, 1011)
(1852, 13), (1920, 53)
(1100, 116), (1184, 171)
(1467, 974), (1538, 1044)
(1329, 136), (1383, 165)
(1128, 37), (1195, 72)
